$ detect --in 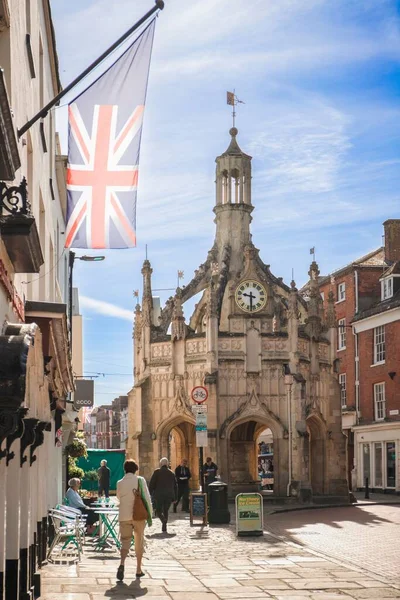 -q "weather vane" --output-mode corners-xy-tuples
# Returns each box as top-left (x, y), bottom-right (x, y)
(227, 90), (245, 128)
